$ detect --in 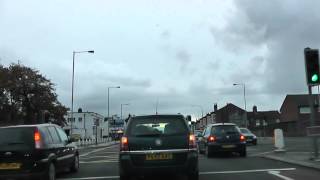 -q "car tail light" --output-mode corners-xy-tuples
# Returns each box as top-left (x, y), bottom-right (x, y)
(120, 136), (129, 151)
(34, 128), (42, 149)
(189, 134), (197, 149)
(240, 135), (246, 142)
(208, 136), (216, 142)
